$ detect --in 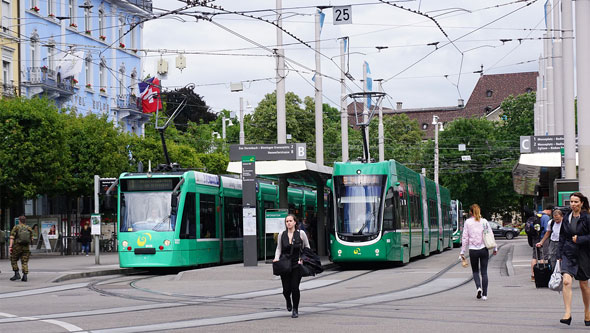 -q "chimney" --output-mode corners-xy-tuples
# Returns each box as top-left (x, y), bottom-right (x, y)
(396, 102), (402, 110)
(458, 99), (464, 107)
